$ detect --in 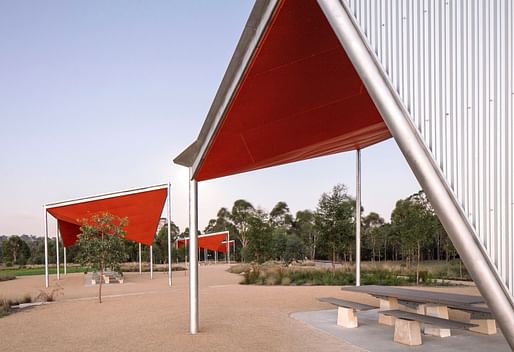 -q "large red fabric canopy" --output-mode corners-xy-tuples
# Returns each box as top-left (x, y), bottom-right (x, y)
(47, 186), (168, 247)
(177, 231), (229, 252)
(189, 0), (390, 181)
